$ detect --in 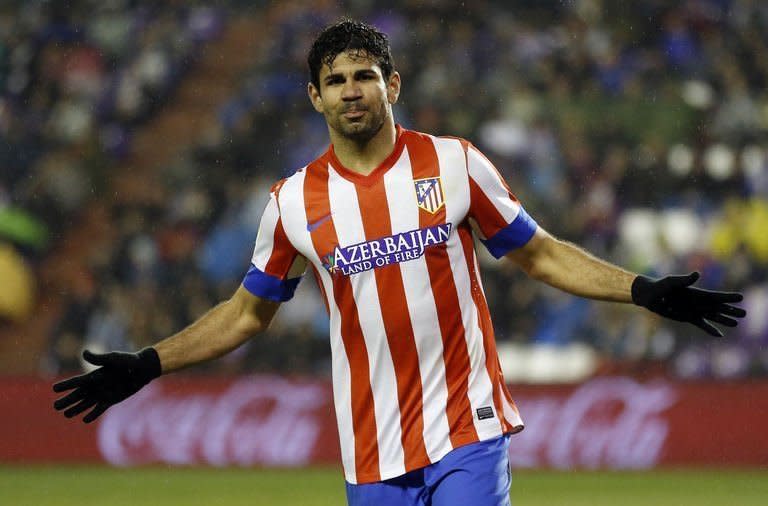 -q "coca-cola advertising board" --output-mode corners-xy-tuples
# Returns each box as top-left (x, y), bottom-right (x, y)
(5, 375), (768, 468)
